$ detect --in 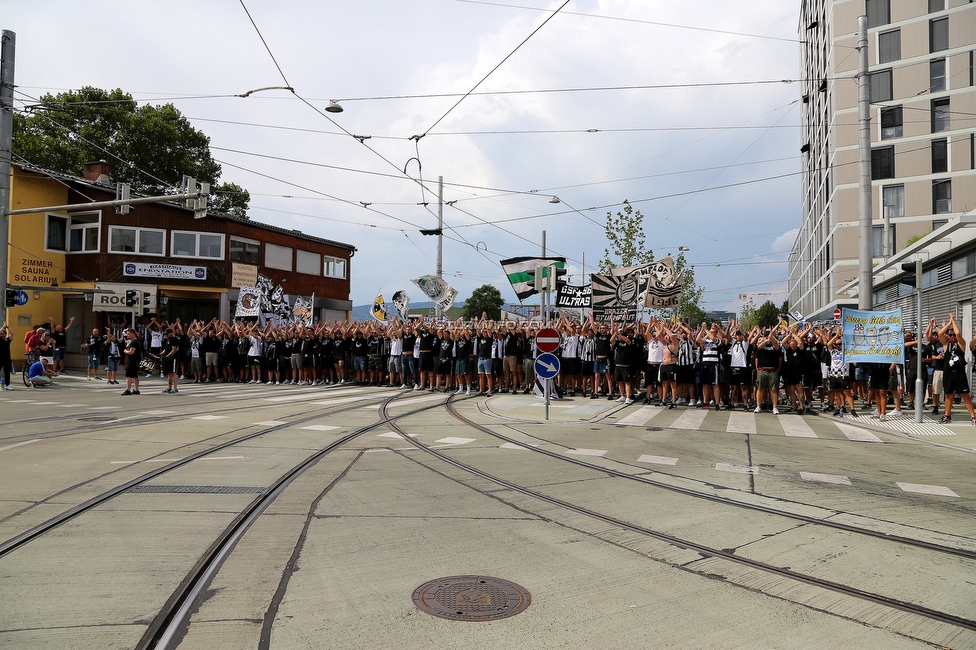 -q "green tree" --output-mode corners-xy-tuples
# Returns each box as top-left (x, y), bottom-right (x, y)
(599, 200), (654, 272)
(13, 86), (248, 216)
(739, 298), (759, 330)
(462, 284), (505, 320)
(754, 300), (780, 328)
(211, 182), (251, 220)
(780, 298), (790, 315)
